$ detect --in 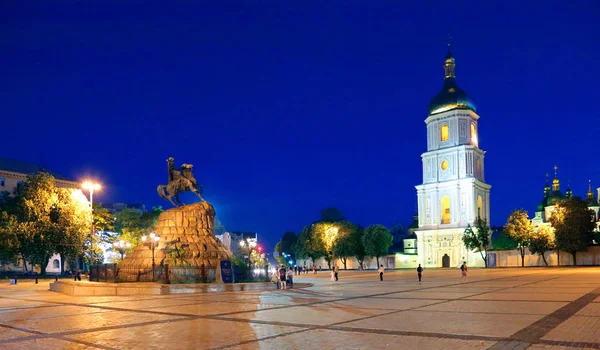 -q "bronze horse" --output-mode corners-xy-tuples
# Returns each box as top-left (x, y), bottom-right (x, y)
(157, 161), (204, 207)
